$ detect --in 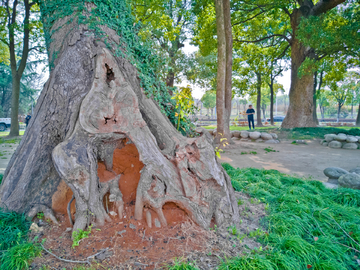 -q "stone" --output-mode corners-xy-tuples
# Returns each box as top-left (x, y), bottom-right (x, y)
(342, 143), (358, 150)
(265, 139), (279, 144)
(324, 134), (336, 142)
(208, 130), (213, 135)
(249, 131), (261, 140)
(230, 131), (235, 138)
(233, 131), (241, 138)
(117, 230), (126, 236)
(255, 139), (264, 143)
(109, 211), (117, 216)
(346, 136), (358, 143)
(328, 141), (342, 149)
(270, 133), (278, 139)
(338, 173), (360, 190)
(261, 132), (273, 140)
(324, 167), (349, 181)
(322, 141), (328, 146)
(129, 223), (136, 230)
(154, 218), (161, 228)
(213, 129), (217, 136)
(349, 167), (360, 175)
(240, 130), (249, 138)
(335, 134), (347, 141)
(30, 223), (43, 233)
